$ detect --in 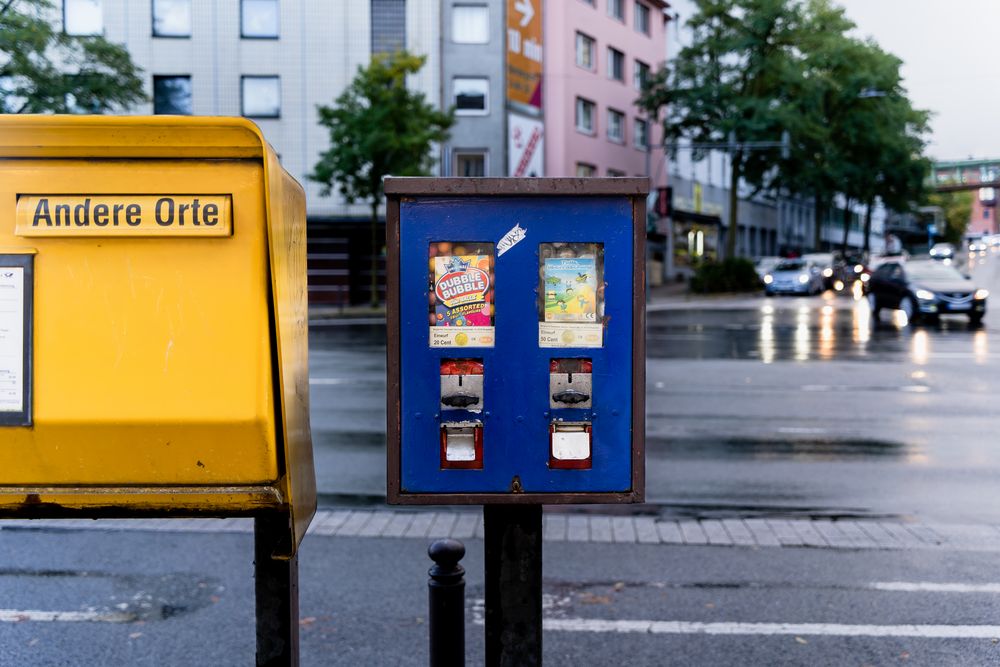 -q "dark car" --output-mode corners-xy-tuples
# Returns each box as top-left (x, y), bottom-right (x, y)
(833, 255), (870, 290)
(867, 260), (988, 324)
